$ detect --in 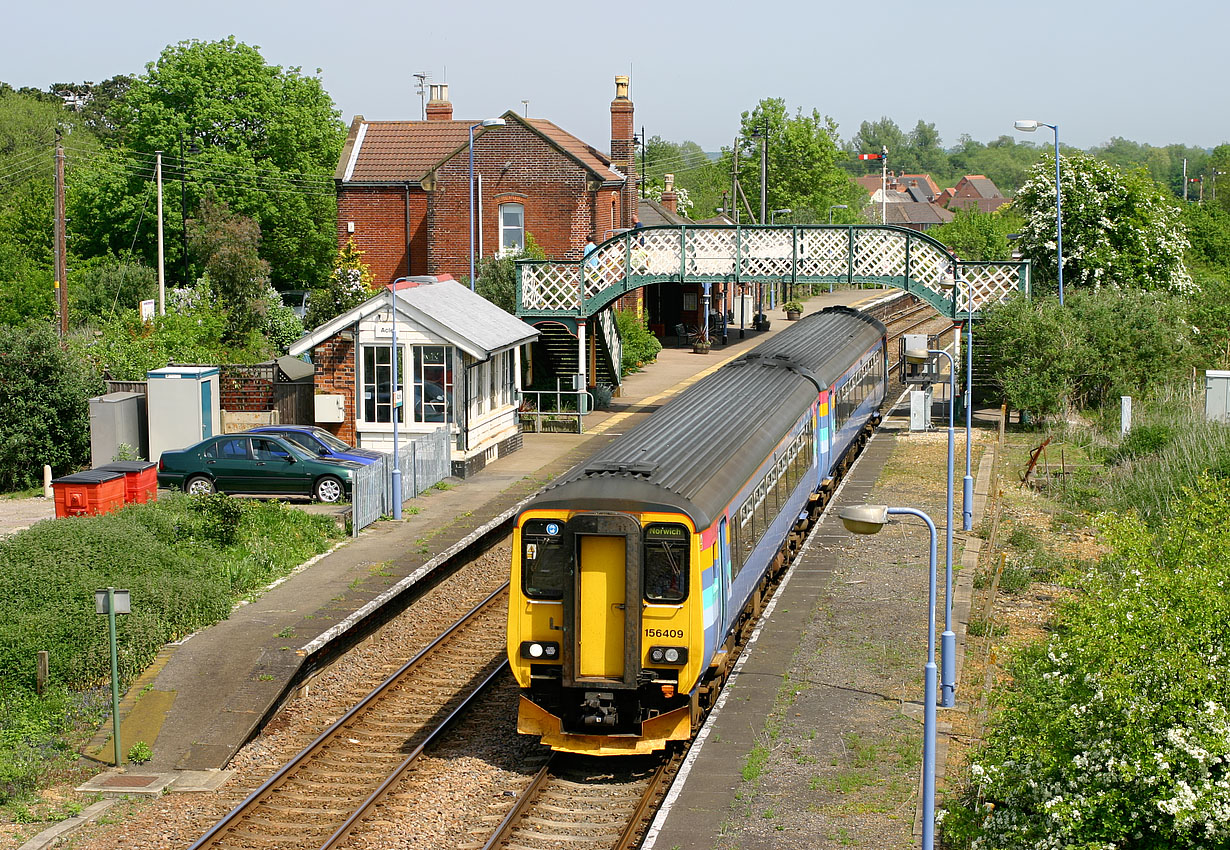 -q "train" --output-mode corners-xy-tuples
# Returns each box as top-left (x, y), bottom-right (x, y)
(506, 305), (889, 755)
